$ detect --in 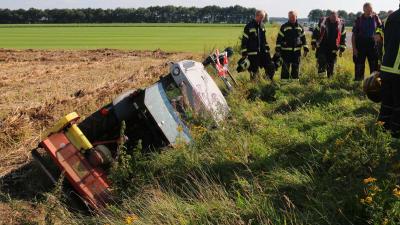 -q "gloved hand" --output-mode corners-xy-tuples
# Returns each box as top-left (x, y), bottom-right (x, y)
(339, 47), (345, 57)
(303, 46), (309, 57)
(275, 47), (281, 57)
(374, 34), (383, 43)
(311, 43), (317, 51)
